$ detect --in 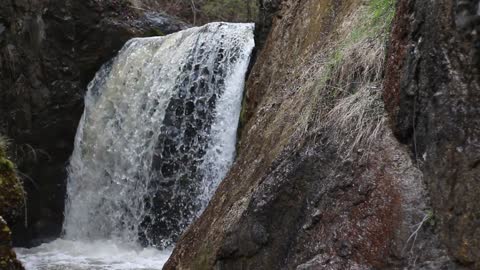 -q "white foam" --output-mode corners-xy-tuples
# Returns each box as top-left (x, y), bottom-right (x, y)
(15, 239), (171, 270)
